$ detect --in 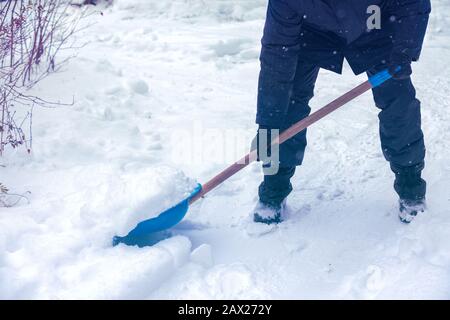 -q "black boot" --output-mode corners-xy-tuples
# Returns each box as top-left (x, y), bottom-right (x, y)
(254, 167), (295, 224)
(399, 199), (426, 223)
(253, 200), (287, 224)
(392, 163), (427, 223)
